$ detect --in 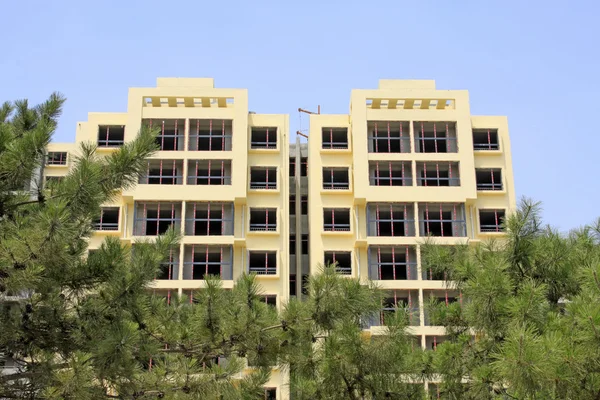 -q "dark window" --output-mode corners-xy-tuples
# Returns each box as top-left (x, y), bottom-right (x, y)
(188, 160), (231, 185)
(322, 168), (349, 190)
(188, 119), (232, 151)
(290, 195), (296, 215)
(290, 274), (297, 296)
(476, 169), (502, 191)
(473, 129), (499, 151)
(322, 127), (348, 149)
(249, 251), (277, 275)
(290, 234), (296, 255)
(324, 251), (352, 275)
(323, 209), (351, 231)
(249, 208), (277, 232)
(98, 125), (125, 147)
(186, 202), (234, 236)
(250, 167), (277, 189)
(251, 127), (277, 149)
(192, 250), (223, 279)
(46, 152), (67, 165)
(147, 119), (185, 151)
(264, 296), (277, 307)
(300, 157), (308, 176)
(369, 161), (412, 186)
(420, 203), (466, 237)
(301, 234), (309, 255)
(265, 388), (277, 400)
(301, 195), (308, 215)
(479, 209), (505, 232)
(289, 158), (296, 177)
(414, 122), (458, 153)
(417, 162), (460, 187)
(94, 207), (119, 231)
